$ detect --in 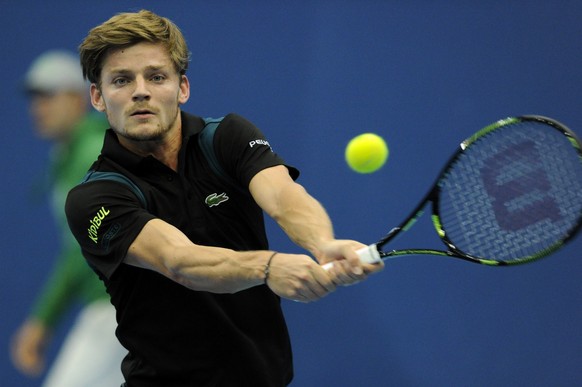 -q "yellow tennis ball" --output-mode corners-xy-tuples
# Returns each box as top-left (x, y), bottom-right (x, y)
(345, 133), (389, 173)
